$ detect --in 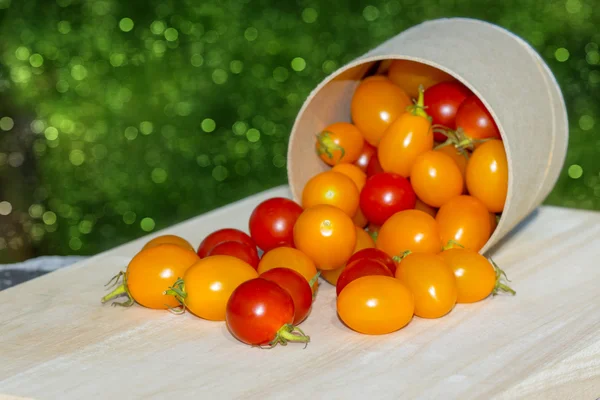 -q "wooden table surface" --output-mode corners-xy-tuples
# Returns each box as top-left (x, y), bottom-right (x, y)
(1, 185), (599, 400)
